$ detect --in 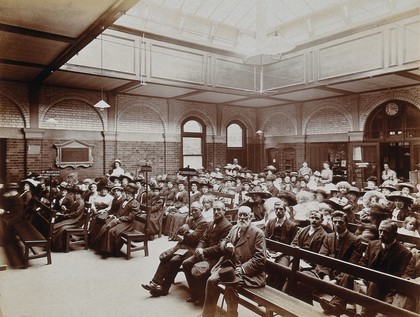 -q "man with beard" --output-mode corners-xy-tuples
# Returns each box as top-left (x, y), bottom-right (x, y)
(182, 200), (232, 305)
(198, 206), (266, 317)
(320, 219), (413, 316)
